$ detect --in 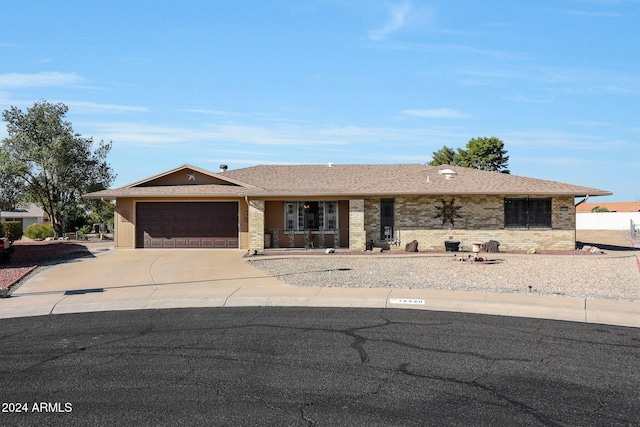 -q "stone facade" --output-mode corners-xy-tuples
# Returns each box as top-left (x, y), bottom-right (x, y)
(358, 195), (577, 251)
(248, 199), (265, 252)
(349, 199), (366, 251)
